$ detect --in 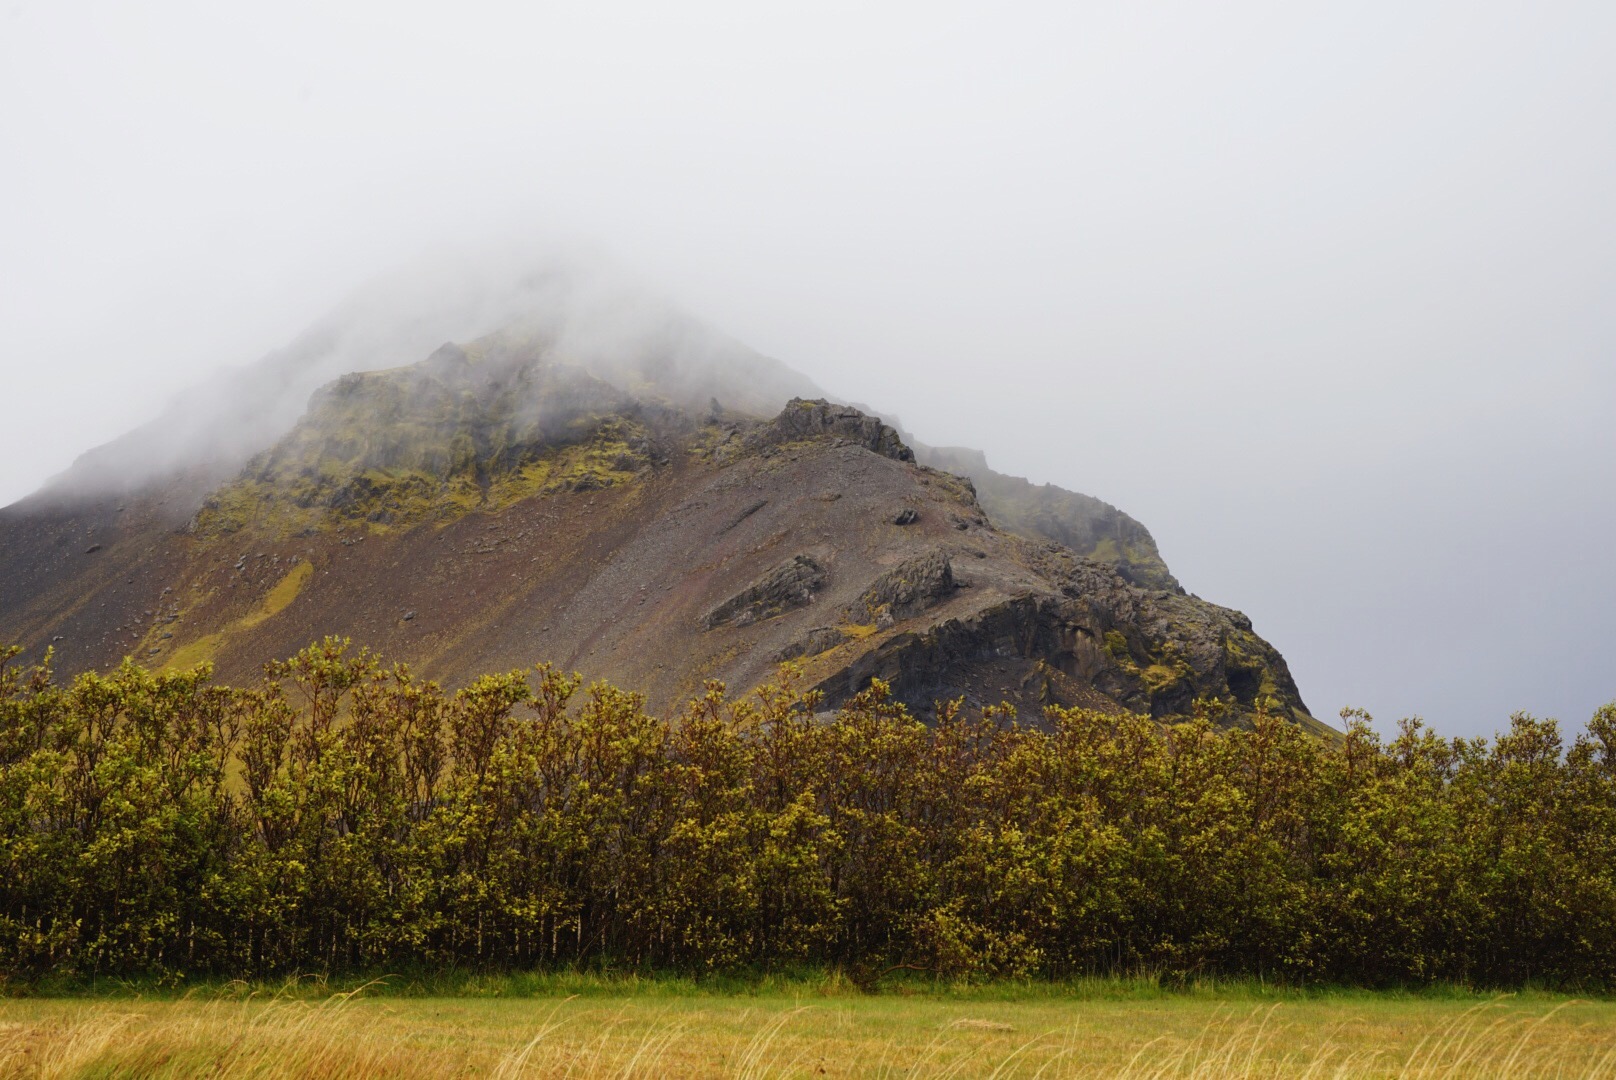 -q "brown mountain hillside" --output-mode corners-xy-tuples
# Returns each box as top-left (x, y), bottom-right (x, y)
(0, 331), (1320, 731)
